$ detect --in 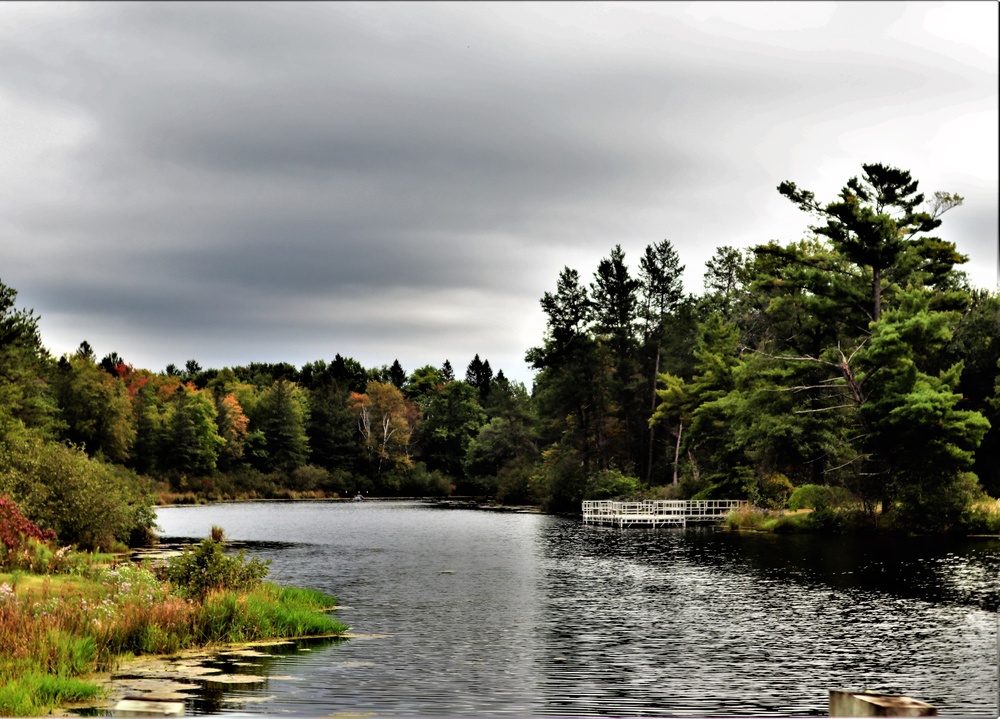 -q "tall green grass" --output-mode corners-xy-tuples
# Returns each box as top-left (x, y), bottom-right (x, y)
(0, 671), (103, 717)
(724, 505), (828, 532)
(196, 584), (345, 643)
